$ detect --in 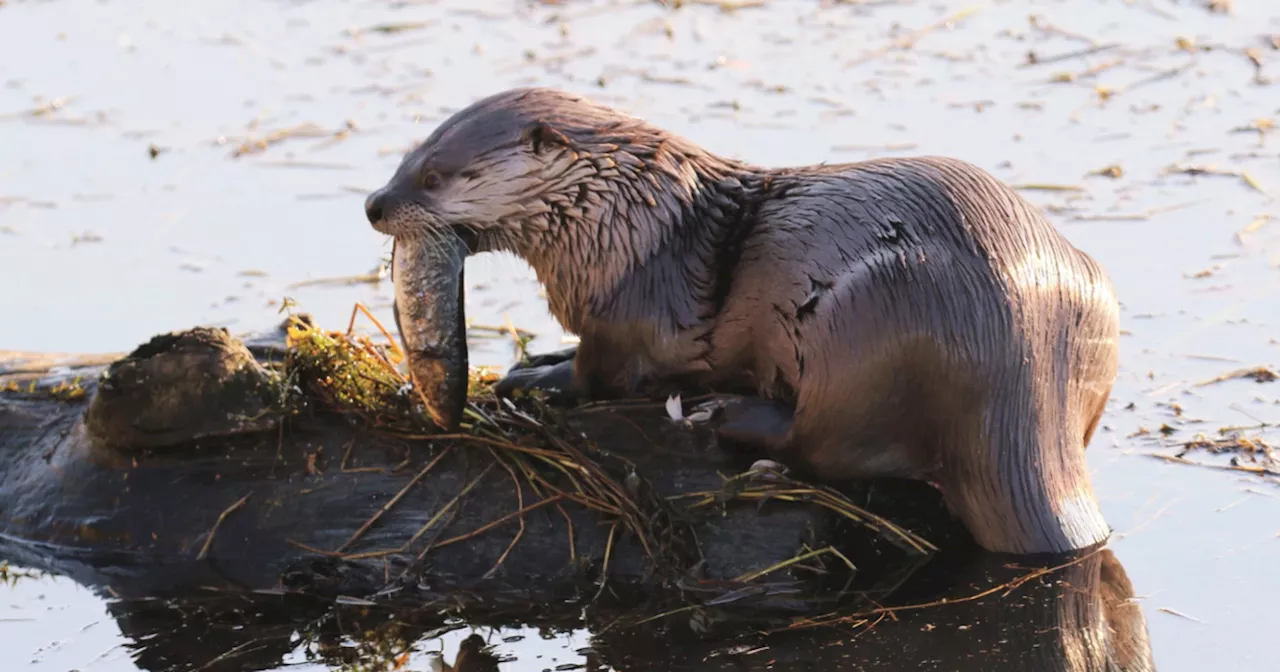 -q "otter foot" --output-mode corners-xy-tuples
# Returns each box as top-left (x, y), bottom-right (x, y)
(509, 346), (578, 372)
(494, 359), (577, 405)
(715, 397), (795, 456)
